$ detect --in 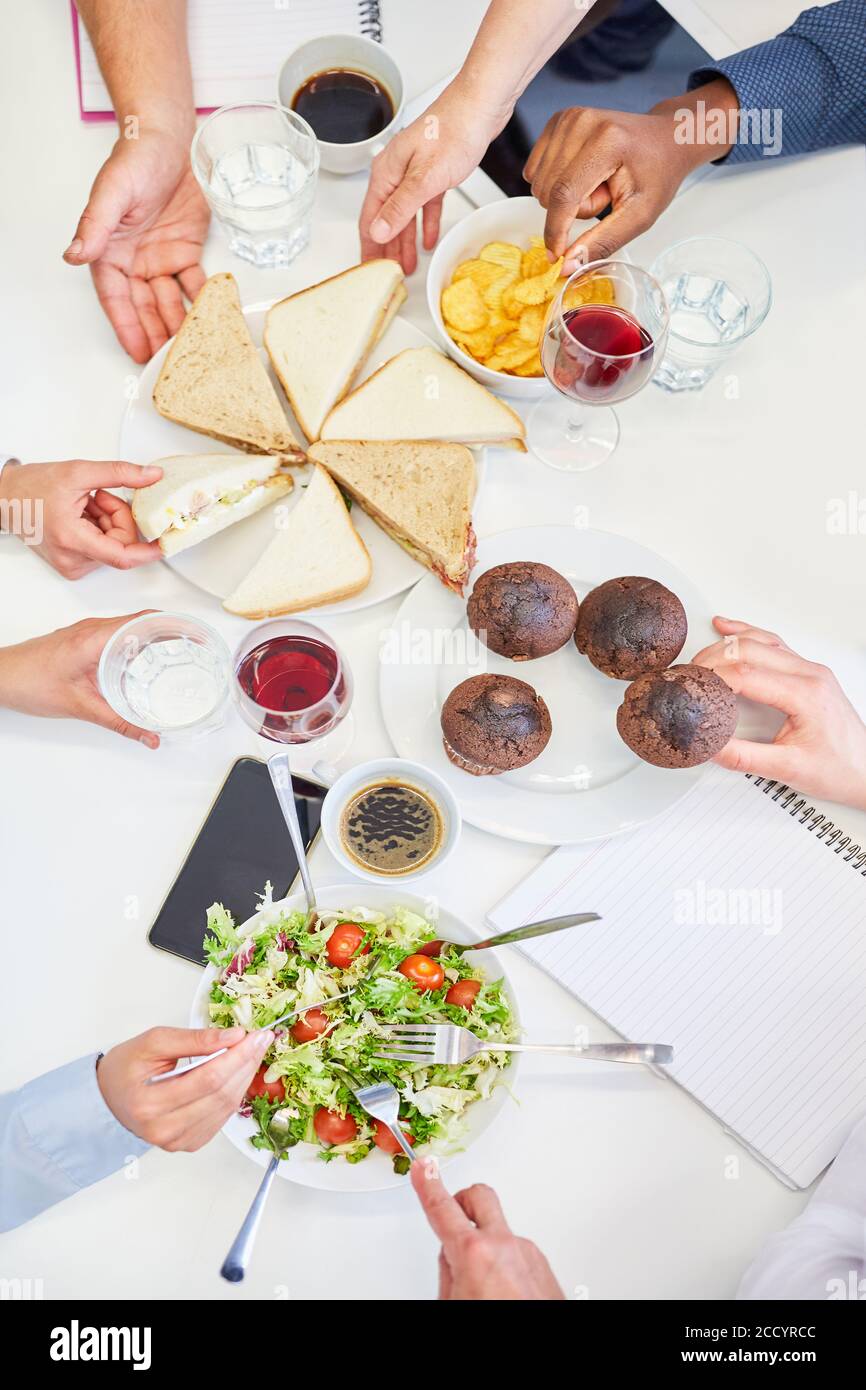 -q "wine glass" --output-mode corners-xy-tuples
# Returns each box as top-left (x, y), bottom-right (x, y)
(232, 619), (354, 766)
(529, 260), (669, 472)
